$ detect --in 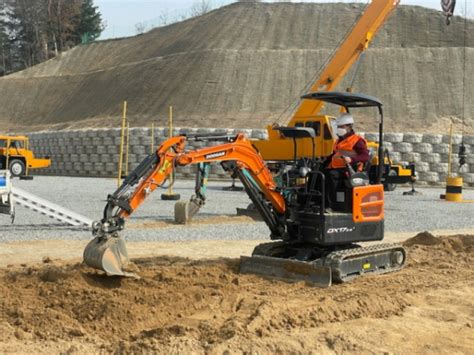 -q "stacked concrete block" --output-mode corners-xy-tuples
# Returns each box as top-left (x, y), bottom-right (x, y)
(414, 162), (430, 172)
(388, 152), (402, 163)
(421, 153), (441, 163)
(422, 134), (443, 144)
(430, 163), (449, 173)
(442, 134), (463, 145)
(364, 133), (379, 142)
(462, 173), (474, 184)
(401, 152), (421, 163)
(467, 154), (474, 164)
(384, 133), (404, 143)
(432, 143), (450, 154)
(418, 171), (439, 183)
(25, 128), (474, 186)
(403, 133), (423, 143)
(382, 142), (393, 151)
(394, 142), (413, 153)
(413, 143), (432, 153)
(462, 136), (474, 146)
